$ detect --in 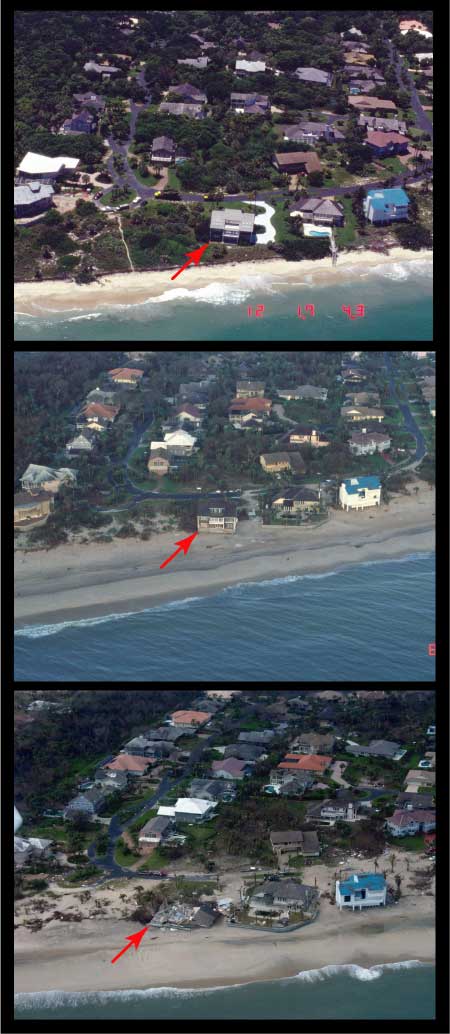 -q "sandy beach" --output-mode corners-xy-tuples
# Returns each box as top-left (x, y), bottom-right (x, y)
(14, 247), (432, 316)
(14, 850), (435, 994)
(14, 483), (435, 629)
